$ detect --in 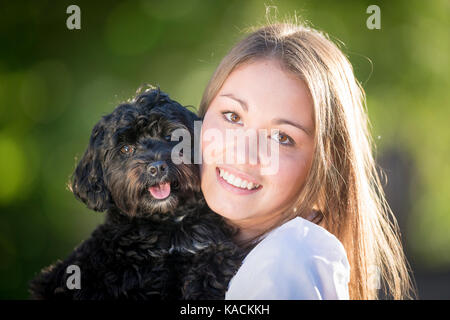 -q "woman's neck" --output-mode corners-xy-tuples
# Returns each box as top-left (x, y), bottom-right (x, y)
(229, 209), (322, 246)
(227, 212), (285, 246)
